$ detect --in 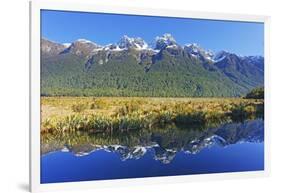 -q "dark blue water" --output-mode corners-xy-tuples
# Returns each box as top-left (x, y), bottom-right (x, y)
(41, 119), (264, 183)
